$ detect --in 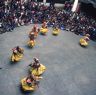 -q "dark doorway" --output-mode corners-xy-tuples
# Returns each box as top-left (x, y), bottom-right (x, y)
(80, 2), (96, 20)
